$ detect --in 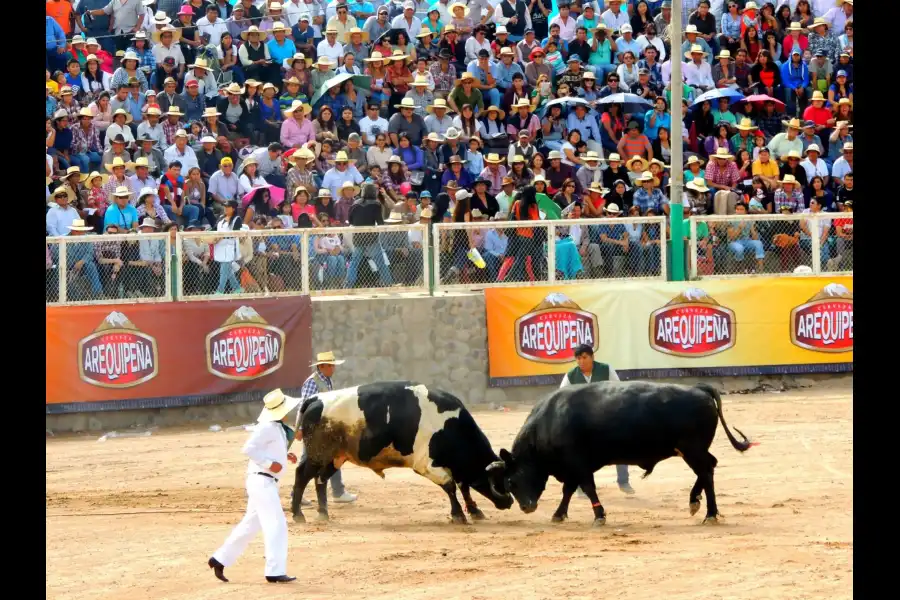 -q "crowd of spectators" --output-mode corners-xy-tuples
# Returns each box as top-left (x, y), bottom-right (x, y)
(46, 0), (854, 299)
